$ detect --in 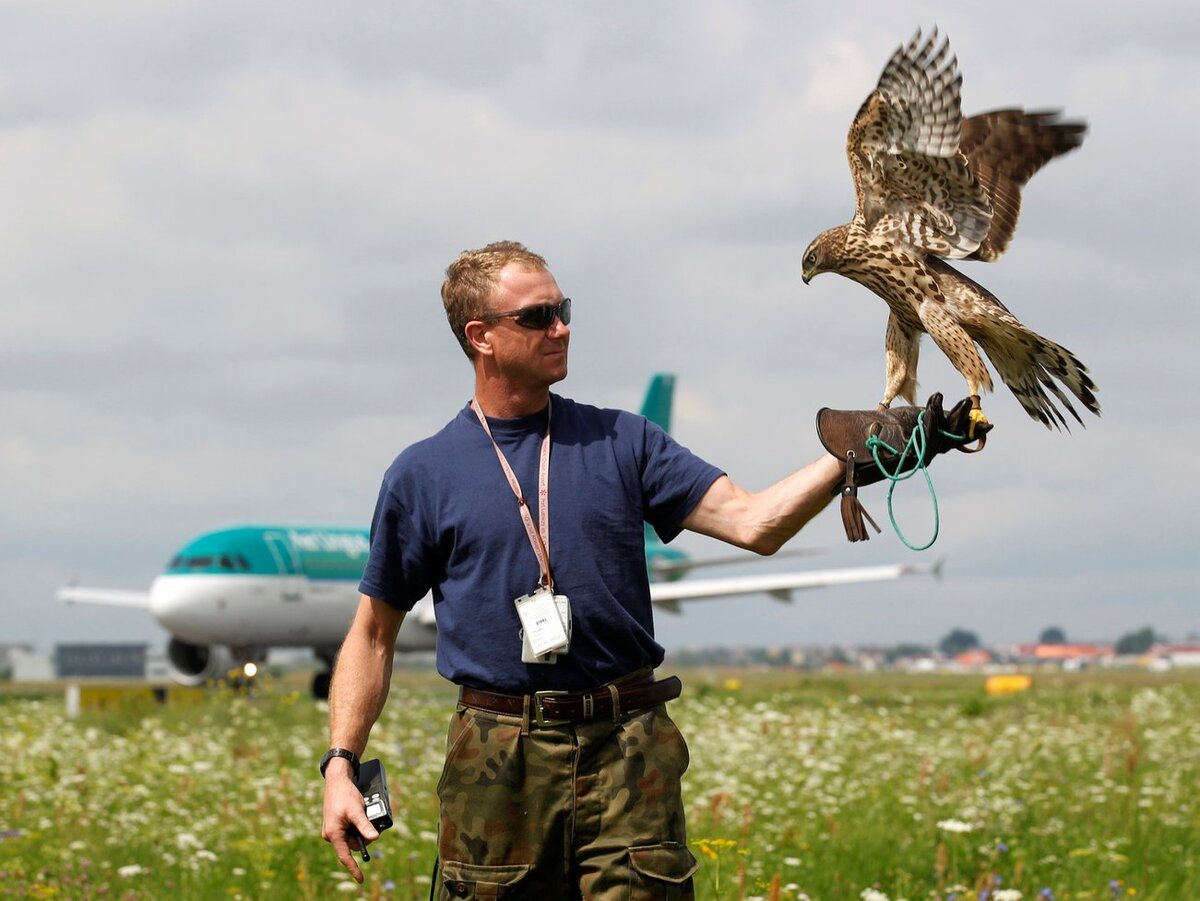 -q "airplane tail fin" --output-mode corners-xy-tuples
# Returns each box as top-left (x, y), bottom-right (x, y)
(640, 373), (675, 433)
(641, 374), (676, 553)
